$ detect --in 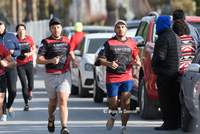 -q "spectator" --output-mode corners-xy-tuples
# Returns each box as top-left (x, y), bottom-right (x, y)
(70, 22), (86, 51)
(151, 15), (182, 130)
(173, 9), (200, 52)
(0, 18), (21, 121)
